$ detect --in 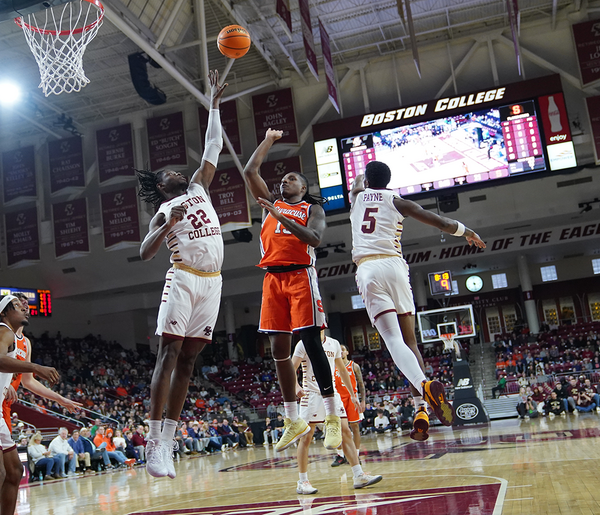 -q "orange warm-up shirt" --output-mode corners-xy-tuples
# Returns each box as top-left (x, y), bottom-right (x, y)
(2, 334), (29, 428)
